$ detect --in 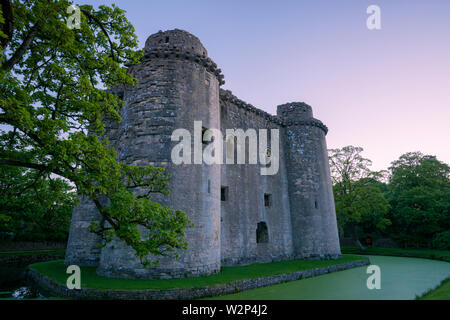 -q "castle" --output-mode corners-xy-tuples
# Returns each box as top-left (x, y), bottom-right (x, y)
(65, 29), (341, 279)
